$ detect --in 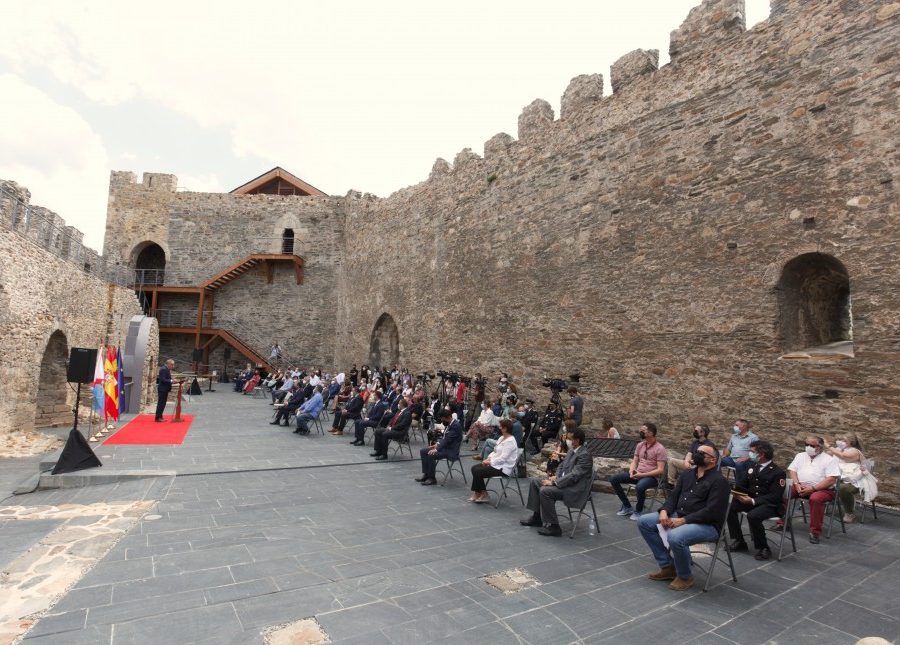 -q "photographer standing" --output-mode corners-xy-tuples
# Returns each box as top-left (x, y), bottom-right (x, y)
(567, 386), (584, 428)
